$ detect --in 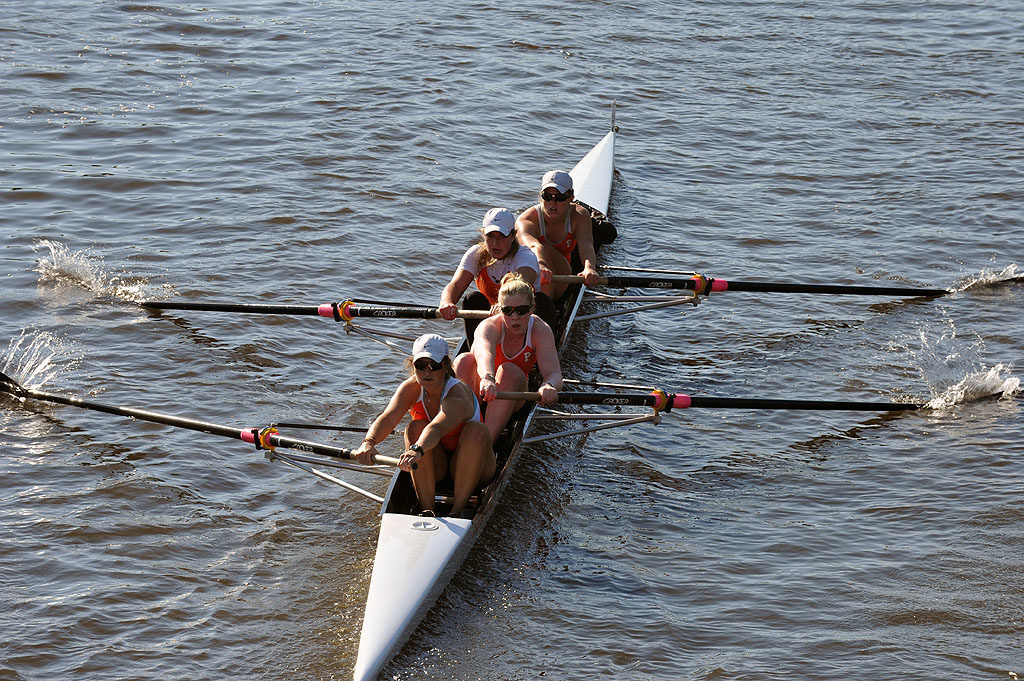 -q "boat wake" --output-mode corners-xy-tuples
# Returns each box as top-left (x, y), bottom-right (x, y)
(32, 239), (171, 303)
(952, 263), (1022, 293)
(907, 326), (1019, 409)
